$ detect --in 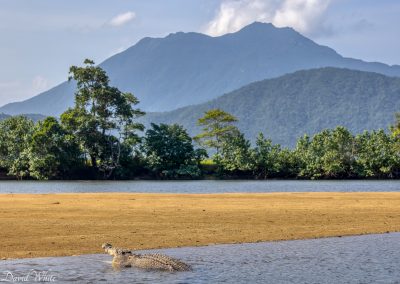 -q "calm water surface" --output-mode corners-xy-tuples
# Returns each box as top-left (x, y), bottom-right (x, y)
(0, 180), (399, 193)
(1, 233), (399, 283)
